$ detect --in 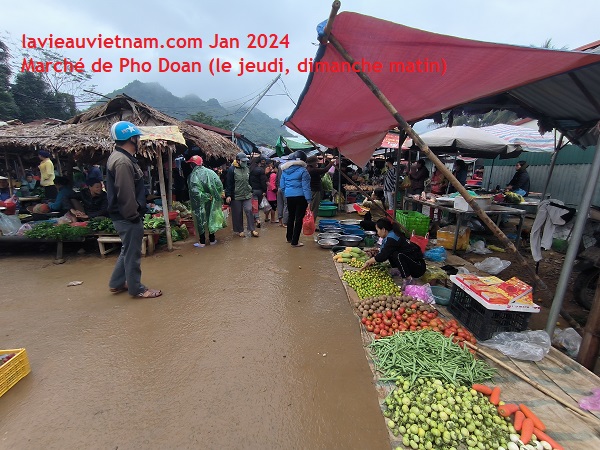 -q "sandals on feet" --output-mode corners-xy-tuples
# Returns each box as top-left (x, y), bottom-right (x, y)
(239, 232), (246, 237)
(251, 230), (259, 237)
(136, 289), (162, 298)
(109, 285), (128, 294)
